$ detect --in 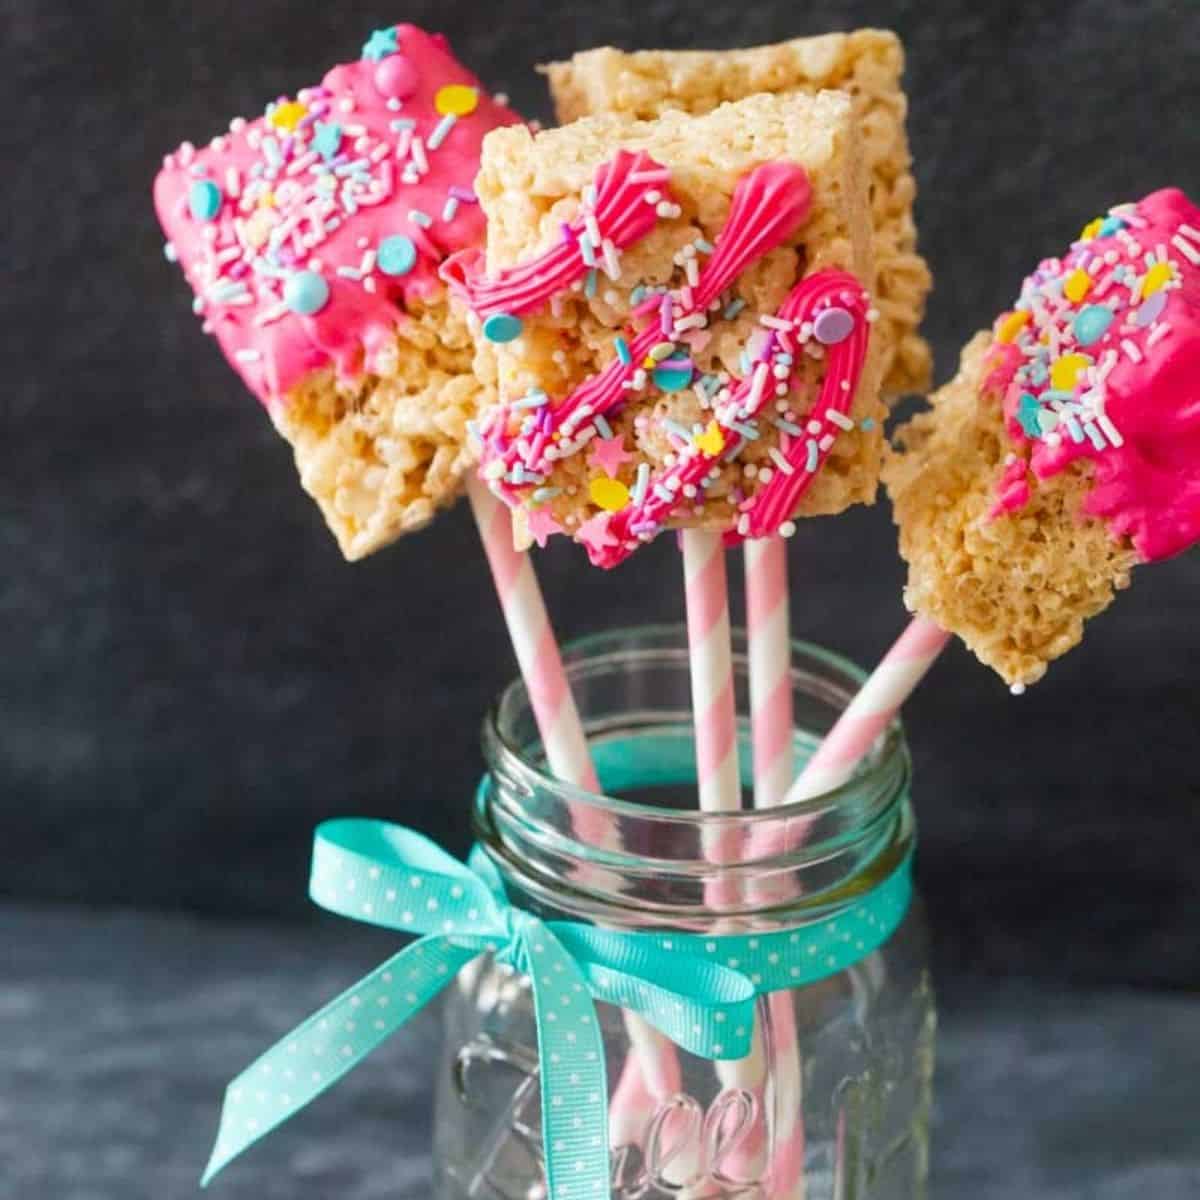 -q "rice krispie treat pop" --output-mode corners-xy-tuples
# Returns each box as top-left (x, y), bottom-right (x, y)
(154, 25), (521, 559)
(444, 91), (885, 568)
(886, 188), (1200, 686)
(543, 29), (931, 399)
